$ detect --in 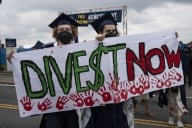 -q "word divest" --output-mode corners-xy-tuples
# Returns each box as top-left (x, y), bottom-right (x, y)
(12, 31), (183, 117)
